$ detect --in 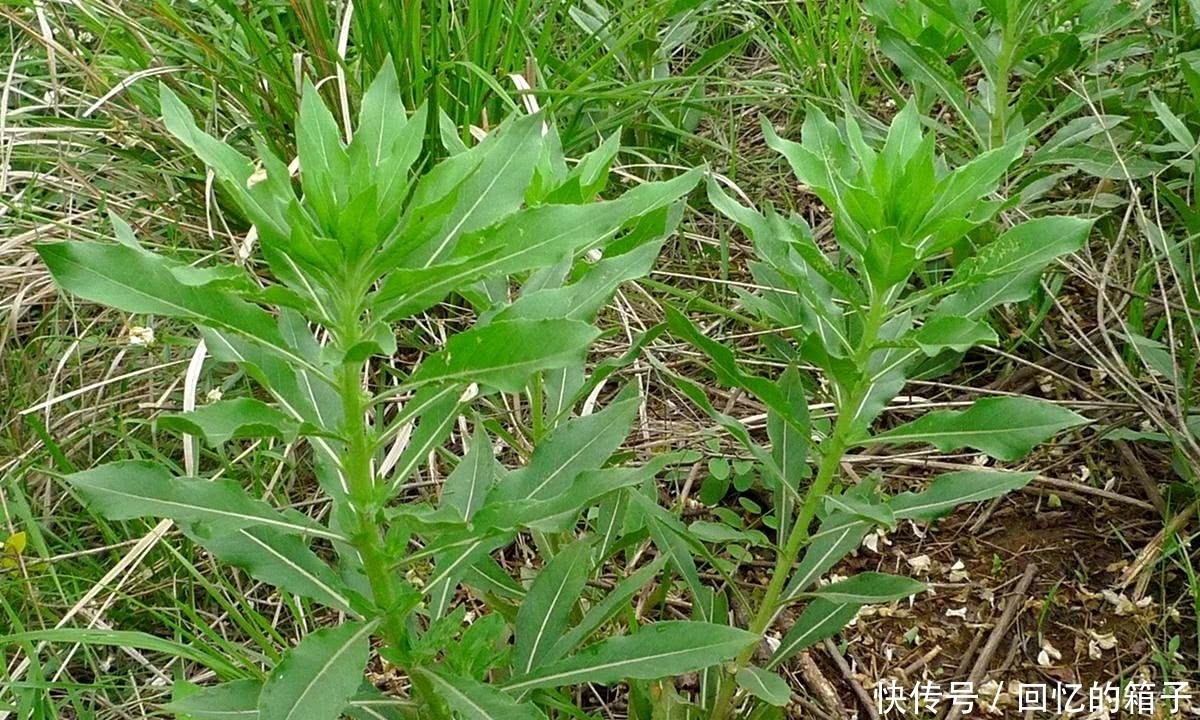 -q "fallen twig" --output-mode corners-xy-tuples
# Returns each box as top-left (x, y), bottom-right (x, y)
(942, 563), (1038, 720)
(822, 638), (880, 720)
(798, 650), (848, 720)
